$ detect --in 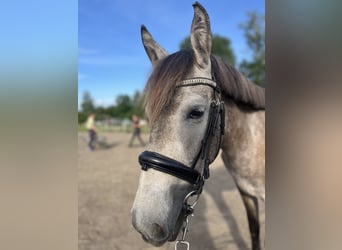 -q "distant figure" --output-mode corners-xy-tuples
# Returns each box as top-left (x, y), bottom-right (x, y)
(129, 115), (145, 147)
(86, 113), (97, 151)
